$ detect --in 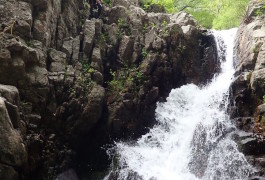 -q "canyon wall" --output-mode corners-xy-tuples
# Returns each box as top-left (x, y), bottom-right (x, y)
(232, 0), (265, 177)
(0, 0), (219, 178)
